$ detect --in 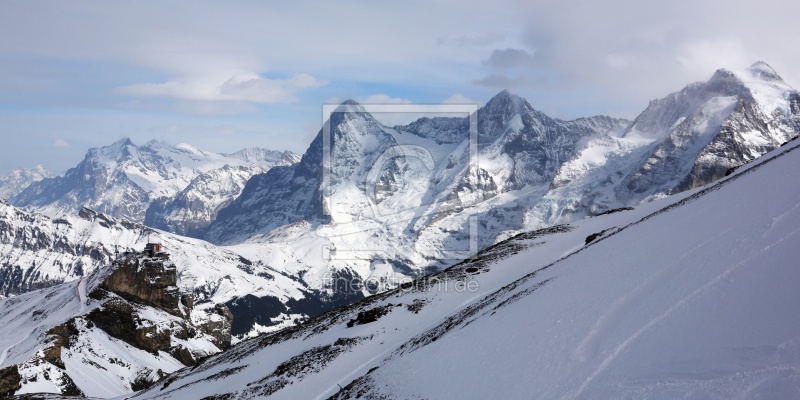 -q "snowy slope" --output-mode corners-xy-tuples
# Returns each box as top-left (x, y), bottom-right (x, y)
(11, 139), (297, 226)
(128, 135), (800, 400)
(144, 164), (271, 237)
(0, 203), (265, 298)
(0, 200), (342, 339)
